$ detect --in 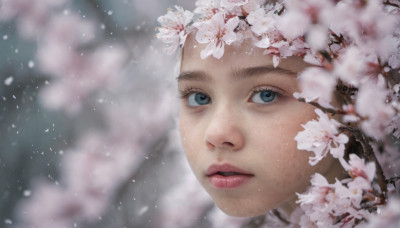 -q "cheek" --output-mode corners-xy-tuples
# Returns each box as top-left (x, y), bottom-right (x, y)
(253, 107), (317, 187)
(179, 114), (203, 172)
